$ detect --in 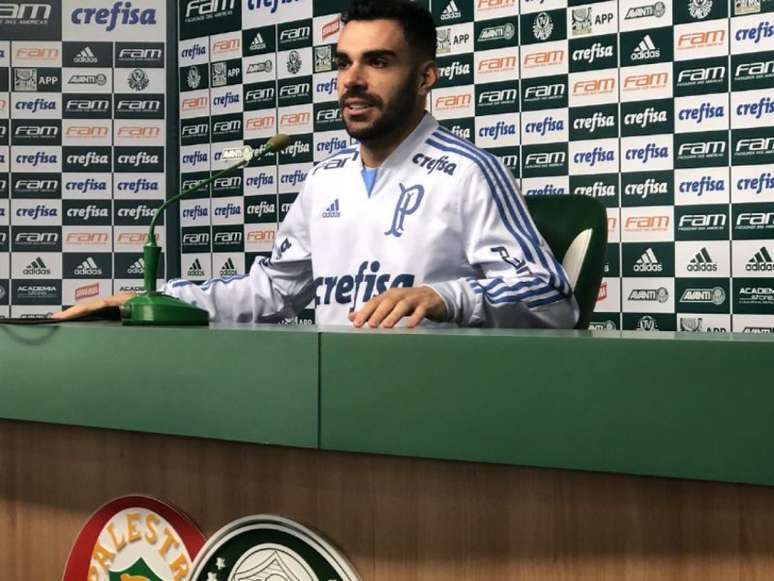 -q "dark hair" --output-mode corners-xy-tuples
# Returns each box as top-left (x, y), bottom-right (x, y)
(342, 0), (437, 61)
